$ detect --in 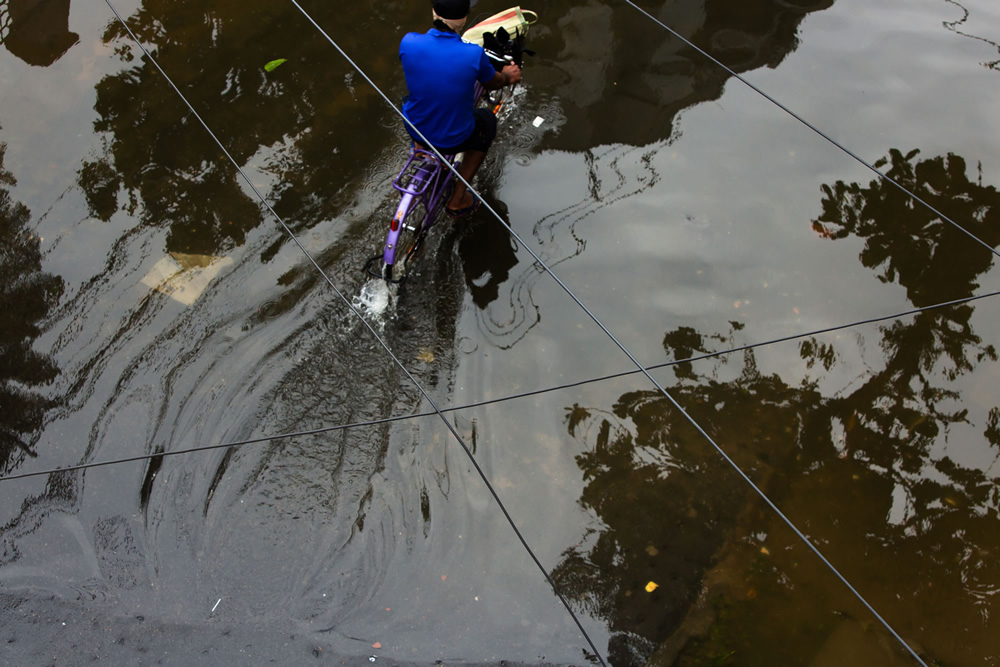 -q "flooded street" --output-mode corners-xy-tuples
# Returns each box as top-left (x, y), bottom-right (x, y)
(2, 0), (1000, 664)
